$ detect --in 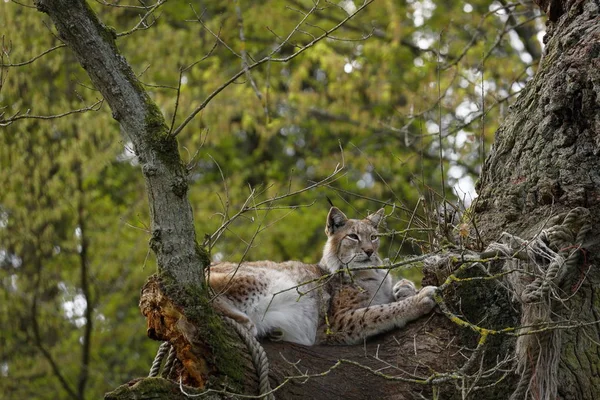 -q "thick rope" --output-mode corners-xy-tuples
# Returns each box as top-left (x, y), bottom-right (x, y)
(521, 207), (591, 304)
(162, 345), (177, 378)
(148, 341), (170, 377)
(486, 207), (591, 400)
(167, 358), (182, 380)
(147, 318), (273, 399)
(223, 316), (274, 400)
